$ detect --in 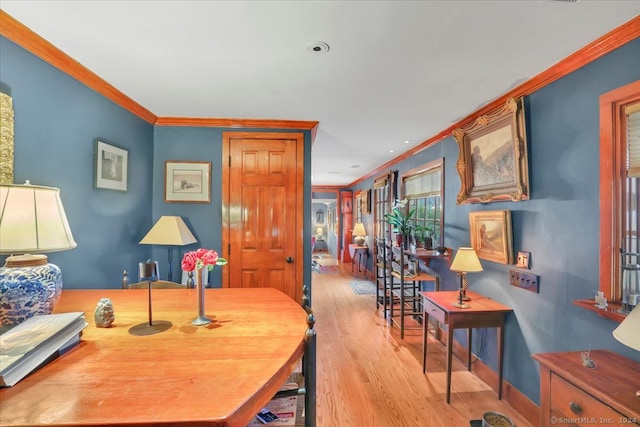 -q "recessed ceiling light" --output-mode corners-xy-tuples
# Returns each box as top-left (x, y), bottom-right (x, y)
(403, 140), (410, 144)
(307, 41), (330, 55)
(389, 149), (395, 153)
